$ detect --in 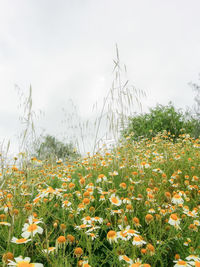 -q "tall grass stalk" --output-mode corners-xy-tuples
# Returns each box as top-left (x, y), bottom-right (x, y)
(92, 44), (146, 154)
